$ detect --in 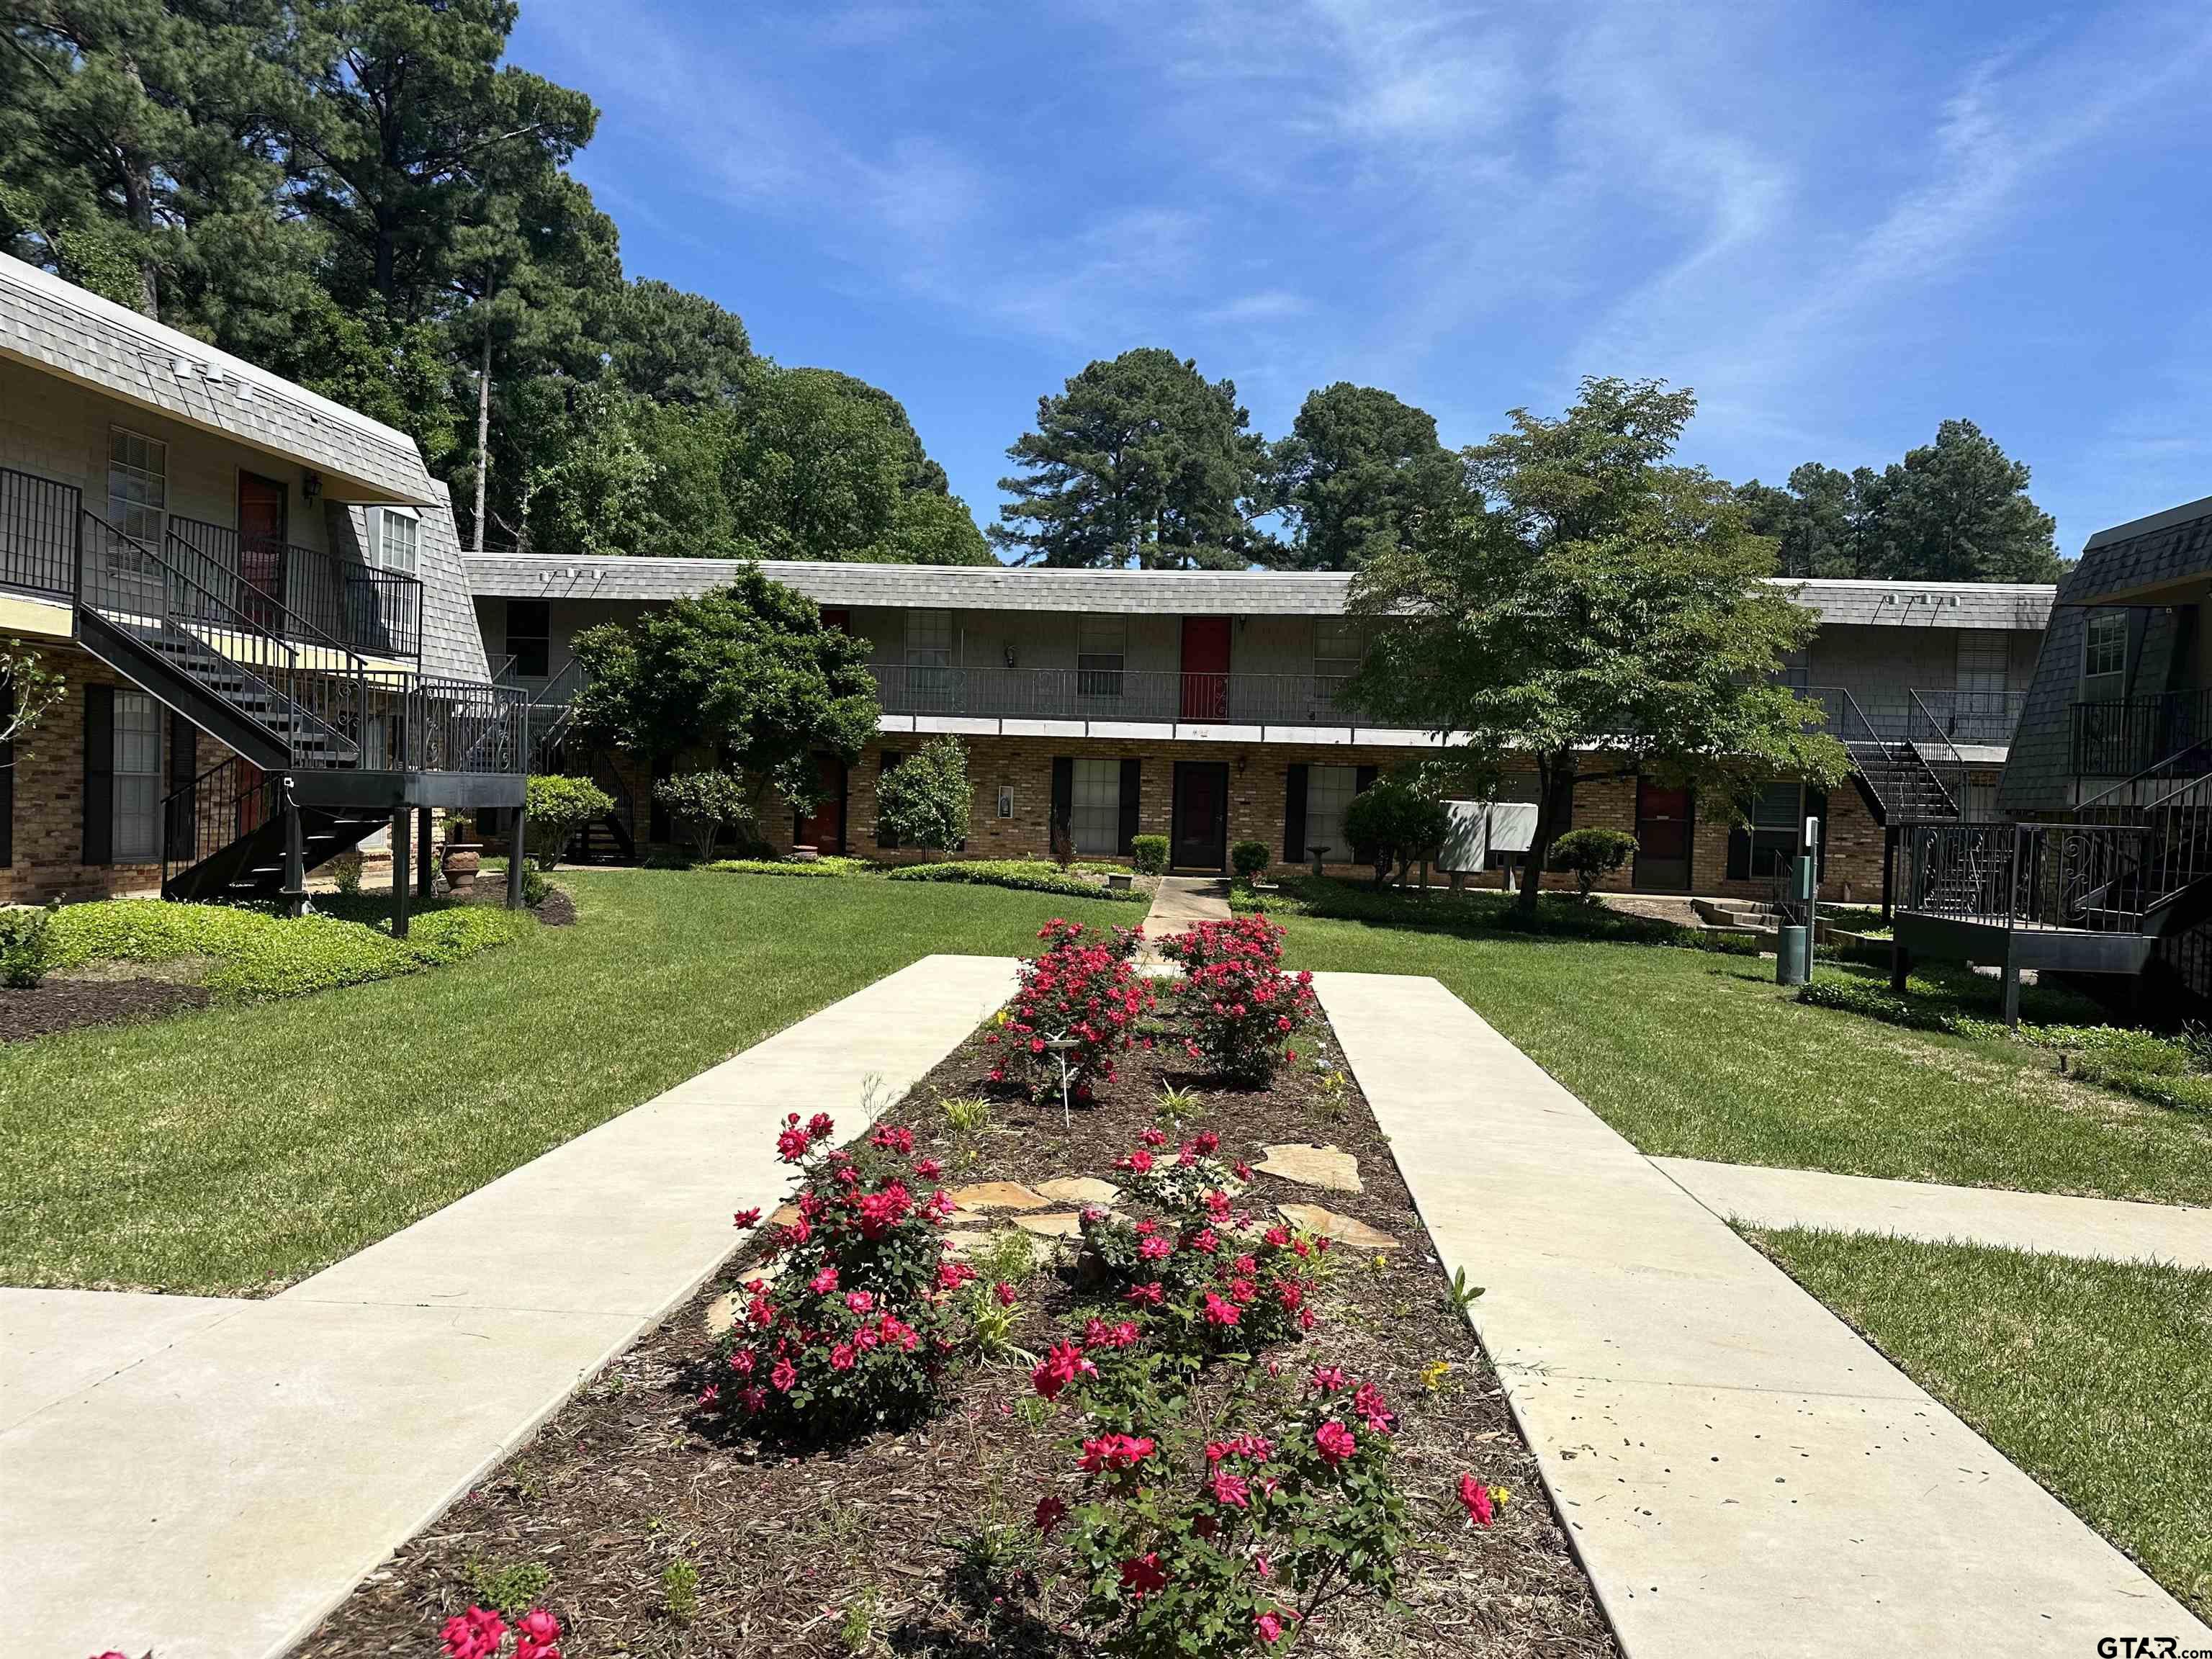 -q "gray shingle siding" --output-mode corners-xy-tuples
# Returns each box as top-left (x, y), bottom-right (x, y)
(0, 252), (436, 505)
(465, 554), (2057, 628)
(1998, 498), (2212, 817)
(335, 487), (488, 681)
